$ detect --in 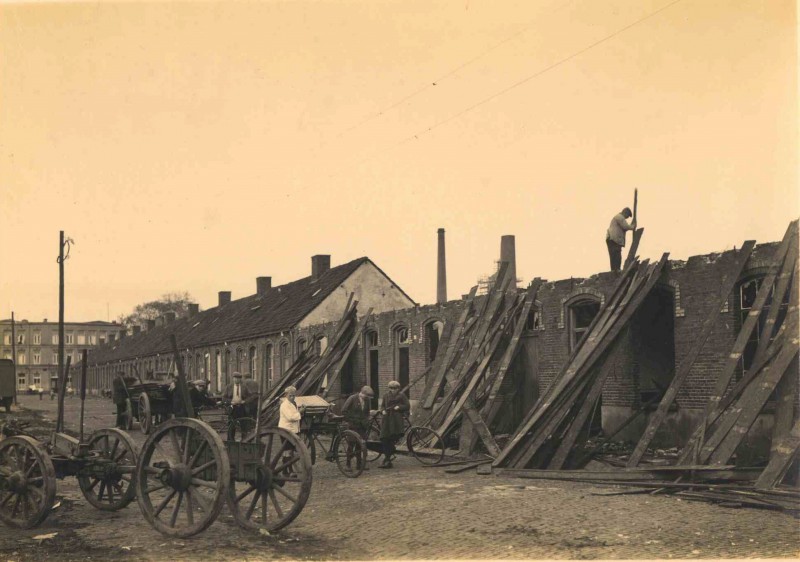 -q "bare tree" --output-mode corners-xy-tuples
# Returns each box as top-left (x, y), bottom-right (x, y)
(118, 291), (195, 330)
